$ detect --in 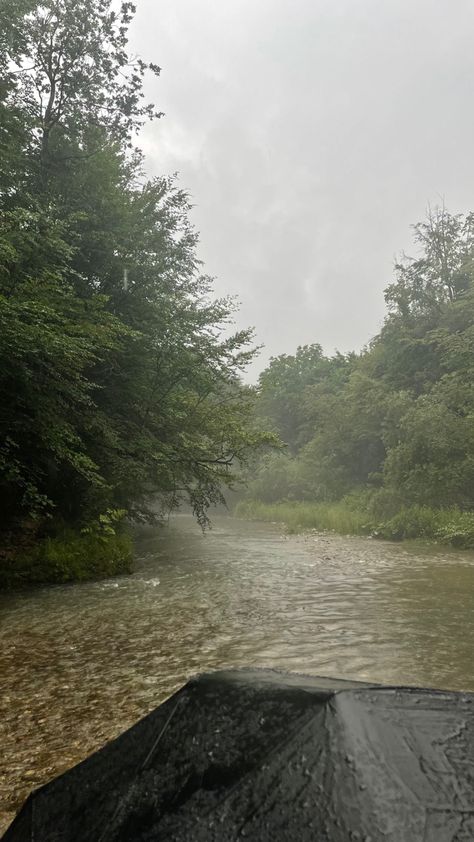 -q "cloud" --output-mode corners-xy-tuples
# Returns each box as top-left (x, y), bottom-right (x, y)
(130, 0), (474, 378)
